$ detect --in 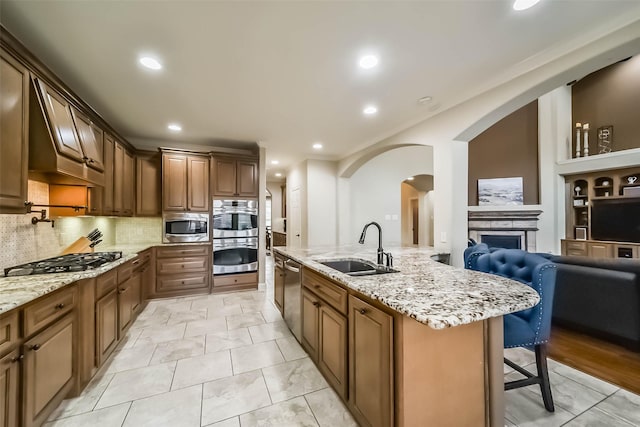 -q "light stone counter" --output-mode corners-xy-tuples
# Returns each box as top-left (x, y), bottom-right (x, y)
(0, 241), (212, 314)
(273, 245), (540, 330)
